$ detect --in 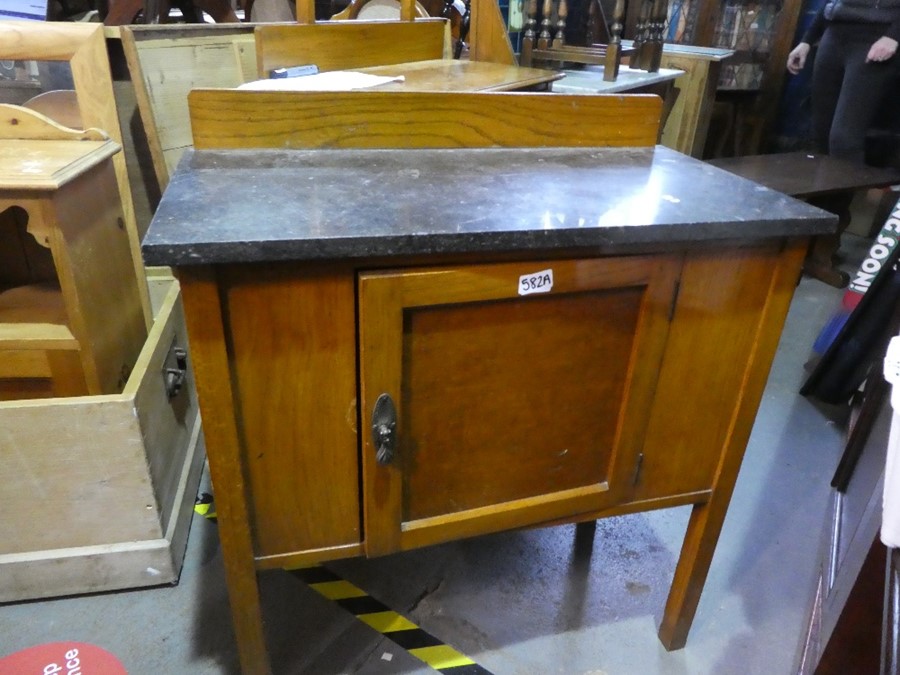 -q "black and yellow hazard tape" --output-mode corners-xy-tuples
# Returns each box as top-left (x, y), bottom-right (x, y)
(292, 566), (492, 674)
(193, 492), (217, 520)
